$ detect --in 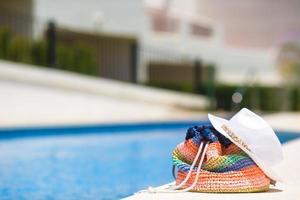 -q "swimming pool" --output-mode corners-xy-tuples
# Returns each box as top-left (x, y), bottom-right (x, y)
(0, 121), (299, 200)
